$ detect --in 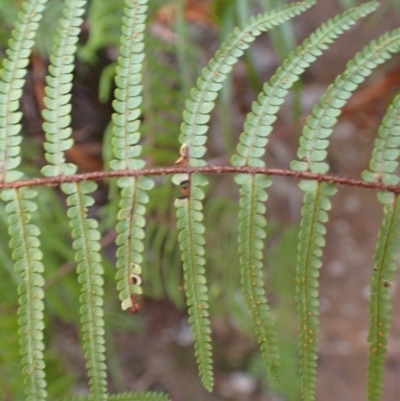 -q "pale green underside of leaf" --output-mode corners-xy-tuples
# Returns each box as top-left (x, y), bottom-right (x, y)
(230, 2), (377, 384)
(110, 0), (147, 171)
(1, 187), (48, 401)
(0, 0), (48, 182)
(115, 176), (154, 310)
(232, 1), (378, 169)
(0, 1), (49, 400)
(174, 174), (213, 391)
(291, 26), (400, 175)
(364, 93), (400, 401)
(62, 391), (170, 401)
(296, 181), (337, 401)
(367, 195), (400, 401)
(62, 181), (107, 399)
(41, 0), (86, 177)
(291, 21), (400, 401)
(179, 0), (315, 166)
(173, 2), (315, 390)
(362, 92), (400, 187)
(235, 173), (281, 382)
(110, 1), (151, 311)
